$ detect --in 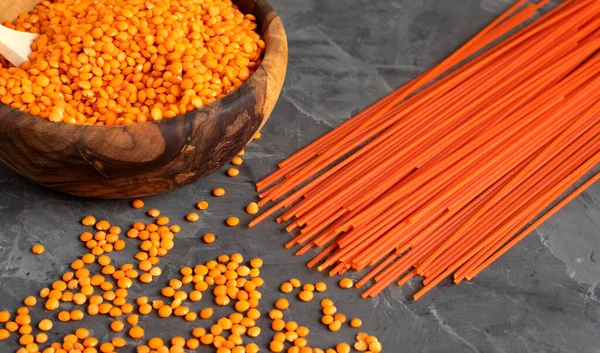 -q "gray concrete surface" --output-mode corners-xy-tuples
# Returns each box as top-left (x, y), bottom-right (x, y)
(3, 1), (600, 352)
